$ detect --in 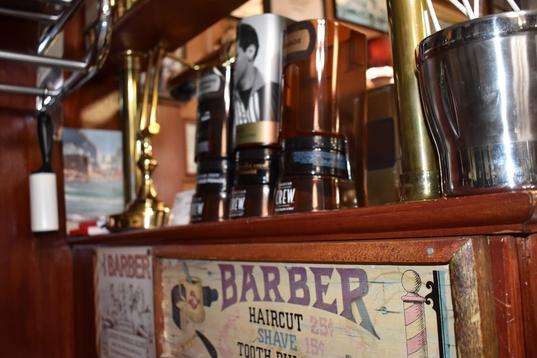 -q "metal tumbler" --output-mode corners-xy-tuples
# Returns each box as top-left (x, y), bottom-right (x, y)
(417, 10), (537, 195)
